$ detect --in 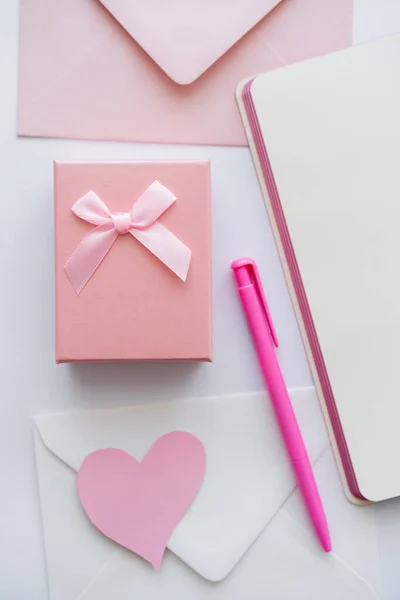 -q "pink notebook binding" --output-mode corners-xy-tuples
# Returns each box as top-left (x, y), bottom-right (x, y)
(240, 78), (361, 499)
